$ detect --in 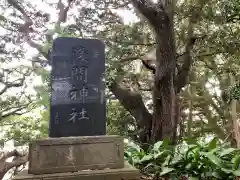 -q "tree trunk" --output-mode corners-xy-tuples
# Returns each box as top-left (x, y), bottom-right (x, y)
(150, 2), (176, 142)
(152, 71), (175, 141)
(187, 84), (193, 138)
(230, 74), (240, 148)
(111, 0), (200, 143)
